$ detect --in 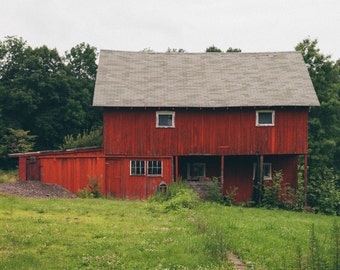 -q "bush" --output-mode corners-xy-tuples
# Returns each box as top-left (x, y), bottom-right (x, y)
(308, 167), (340, 215)
(148, 180), (201, 212)
(77, 176), (102, 198)
(60, 127), (103, 150)
(261, 170), (283, 209)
